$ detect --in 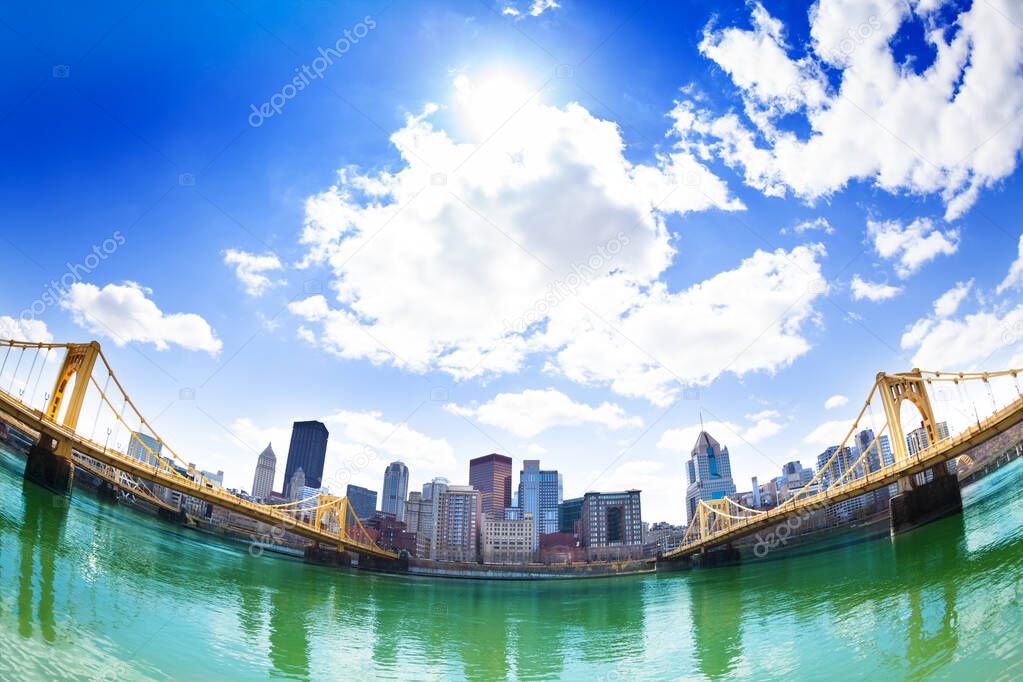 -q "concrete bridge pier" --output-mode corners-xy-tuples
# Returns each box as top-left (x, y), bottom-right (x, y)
(889, 463), (962, 535)
(691, 544), (741, 569)
(24, 435), (74, 496)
